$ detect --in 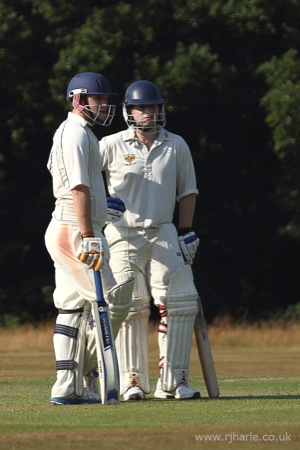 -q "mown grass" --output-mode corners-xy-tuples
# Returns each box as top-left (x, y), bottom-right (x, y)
(0, 320), (299, 449)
